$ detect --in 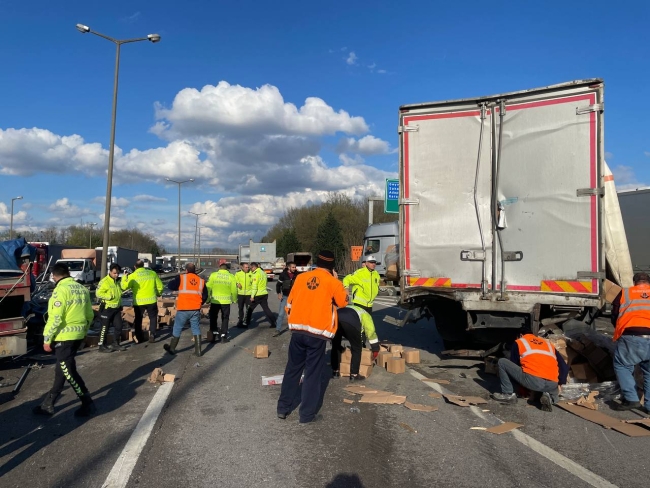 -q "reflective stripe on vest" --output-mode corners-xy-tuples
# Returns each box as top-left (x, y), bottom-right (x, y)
(177, 274), (204, 310)
(614, 285), (650, 340)
(517, 335), (559, 383)
(518, 337), (556, 359)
